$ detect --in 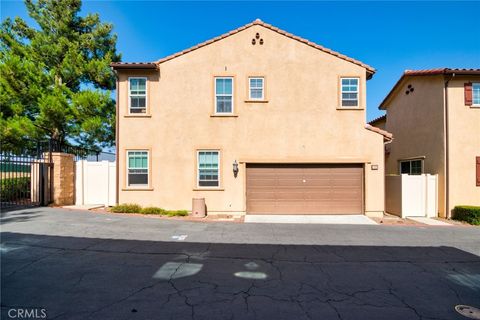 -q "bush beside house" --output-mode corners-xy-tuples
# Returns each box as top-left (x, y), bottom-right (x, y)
(452, 206), (480, 225)
(0, 177), (30, 201)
